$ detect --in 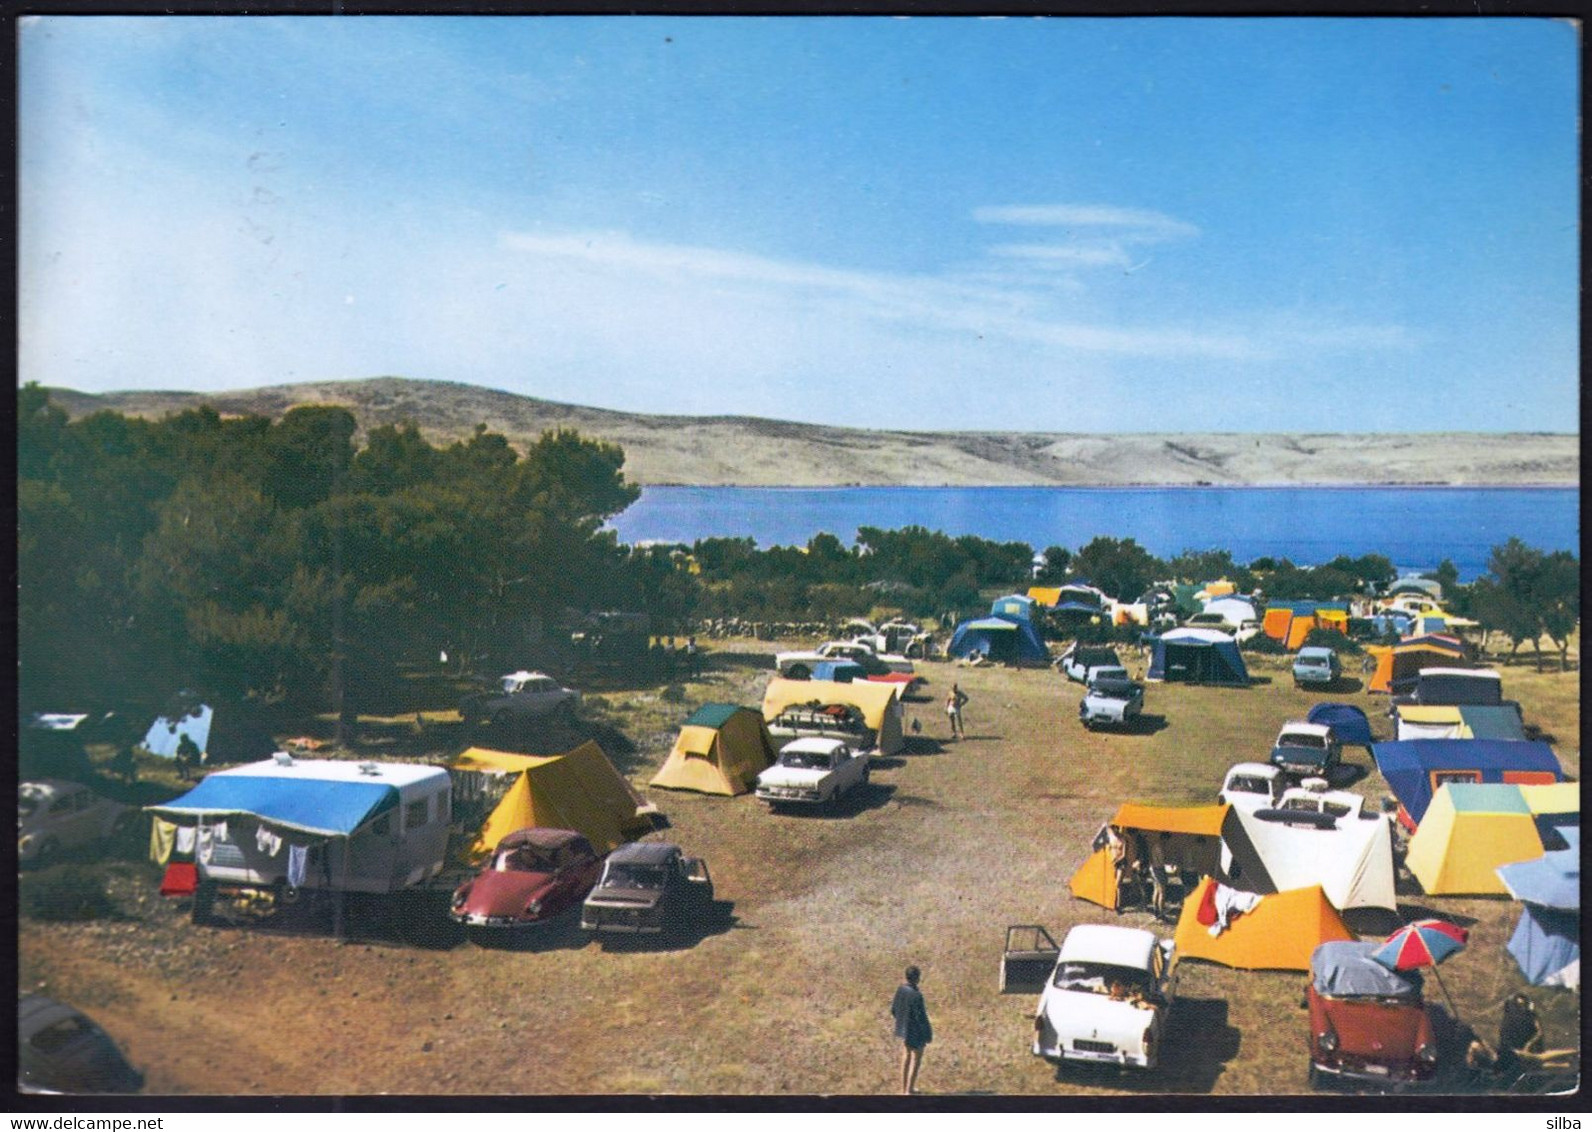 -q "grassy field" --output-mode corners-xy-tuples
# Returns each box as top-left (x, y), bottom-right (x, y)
(17, 636), (1580, 1098)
